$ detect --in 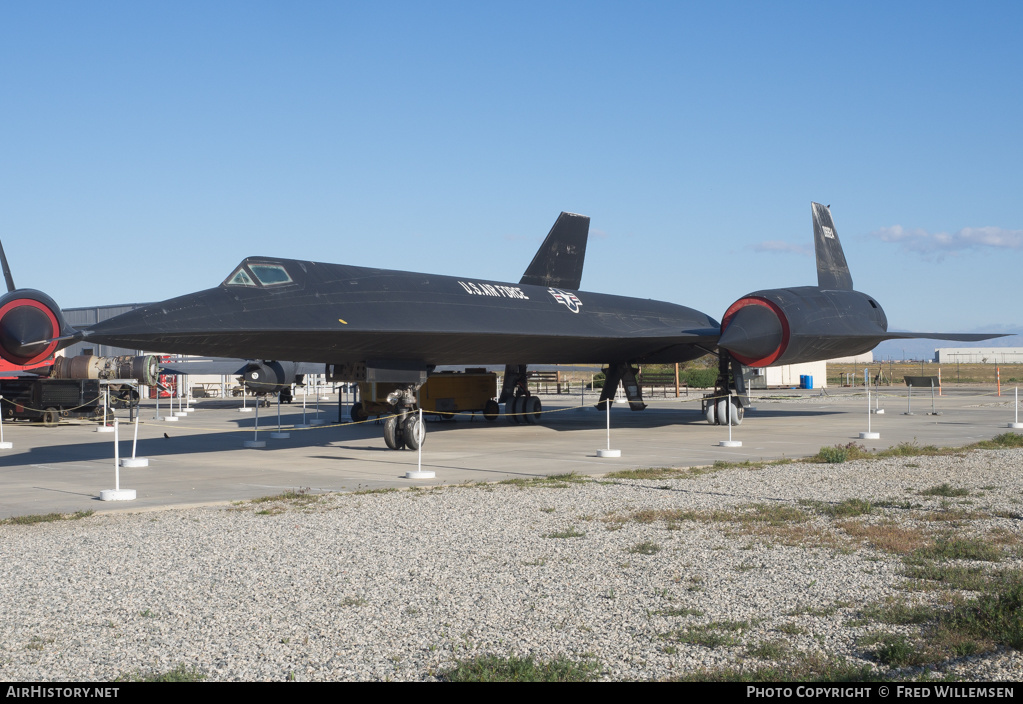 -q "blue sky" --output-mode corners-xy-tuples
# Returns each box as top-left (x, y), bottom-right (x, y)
(2, 1), (1020, 349)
